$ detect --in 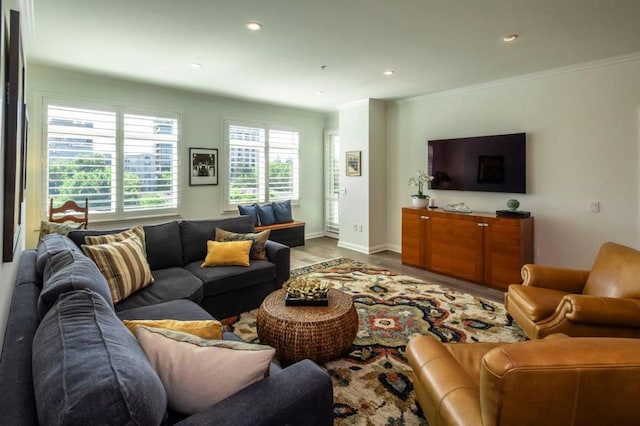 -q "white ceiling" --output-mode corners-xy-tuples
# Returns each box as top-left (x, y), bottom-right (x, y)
(28, 0), (640, 112)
